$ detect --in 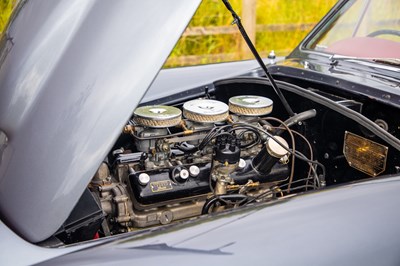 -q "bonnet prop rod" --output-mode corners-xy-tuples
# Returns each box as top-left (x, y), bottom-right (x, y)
(222, 0), (295, 117)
